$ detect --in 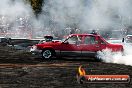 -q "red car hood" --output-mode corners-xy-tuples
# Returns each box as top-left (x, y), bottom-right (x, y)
(36, 41), (62, 48)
